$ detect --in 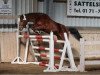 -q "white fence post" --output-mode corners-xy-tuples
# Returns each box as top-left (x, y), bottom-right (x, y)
(79, 38), (85, 72)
